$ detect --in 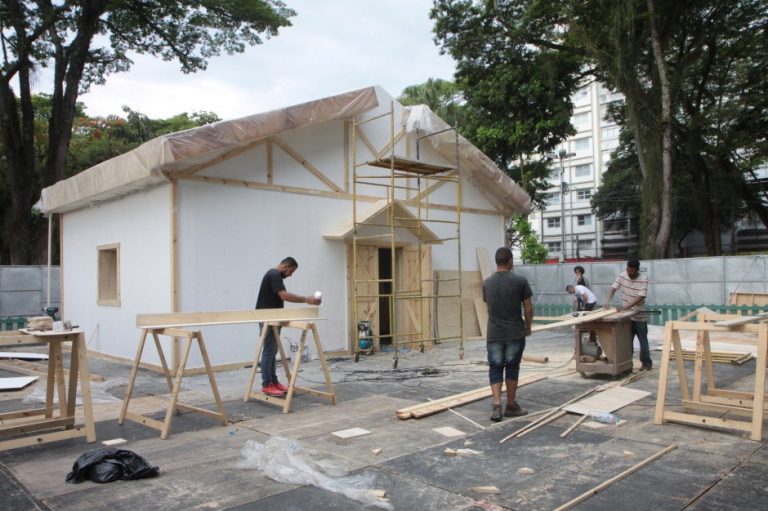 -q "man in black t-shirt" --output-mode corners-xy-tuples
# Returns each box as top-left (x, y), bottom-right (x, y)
(256, 257), (321, 397)
(482, 247), (533, 422)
